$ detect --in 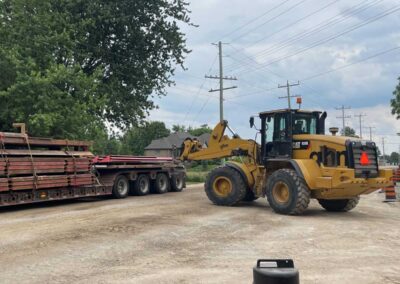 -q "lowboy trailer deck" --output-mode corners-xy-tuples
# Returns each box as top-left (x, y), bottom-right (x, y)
(0, 132), (186, 207)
